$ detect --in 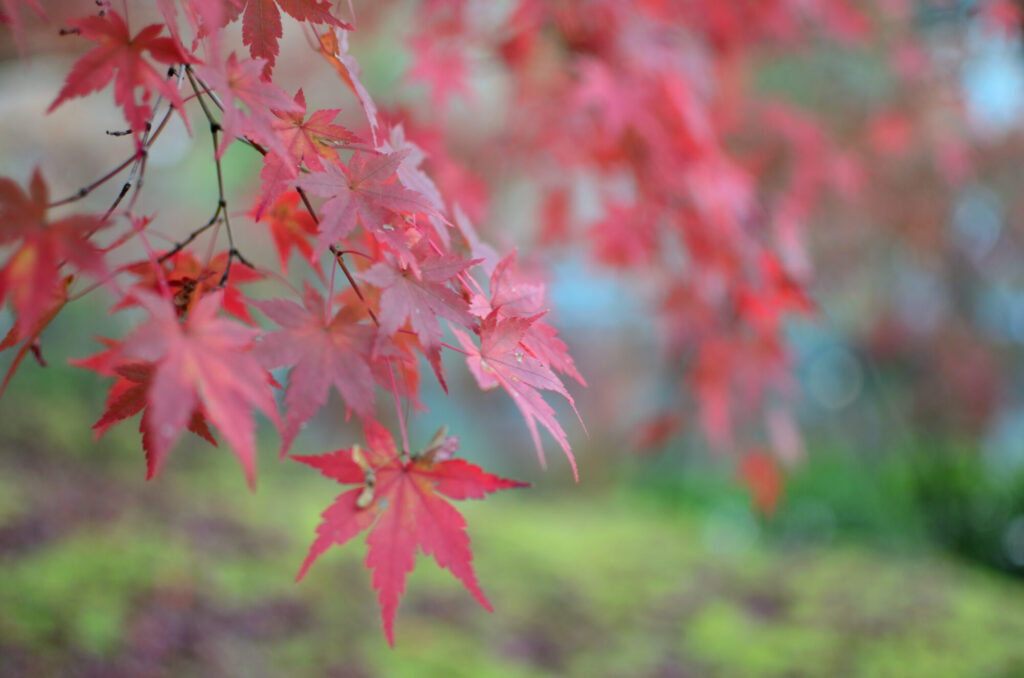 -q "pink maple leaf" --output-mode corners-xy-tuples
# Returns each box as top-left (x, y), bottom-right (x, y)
(358, 250), (476, 386)
(252, 283), (376, 455)
(298, 151), (439, 256)
(452, 311), (581, 479)
(196, 52), (300, 159)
